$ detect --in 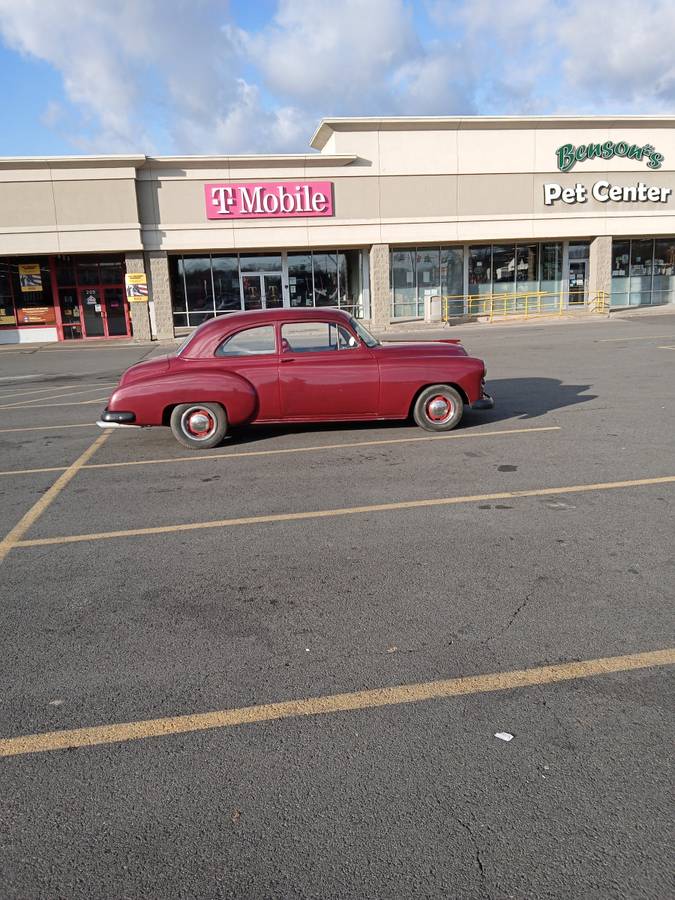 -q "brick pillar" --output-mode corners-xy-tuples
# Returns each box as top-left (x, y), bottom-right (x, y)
(589, 236), (612, 299)
(146, 250), (174, 341)
(369, 243), (390, 328)
(124, 251), (152, 341)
